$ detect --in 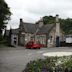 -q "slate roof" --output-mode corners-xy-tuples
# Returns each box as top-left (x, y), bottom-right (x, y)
(37, 24), (55, 34)
(6, 29), (19, 36)
(11, 29), (19, 34)
(23, 22), (39, 33)
(6, 22), (55, 36)
(22, 22), (54, 34)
